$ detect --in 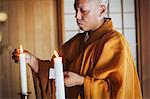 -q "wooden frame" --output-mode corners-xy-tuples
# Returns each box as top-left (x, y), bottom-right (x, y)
(135, 0), (143, 95)
(135, 0), (150, 97)
(56, 0), (64, 48)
